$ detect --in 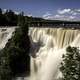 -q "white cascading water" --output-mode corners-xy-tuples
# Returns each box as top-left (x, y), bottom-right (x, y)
(29, 27), (80, 80)
(0, 27), (15, 49)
